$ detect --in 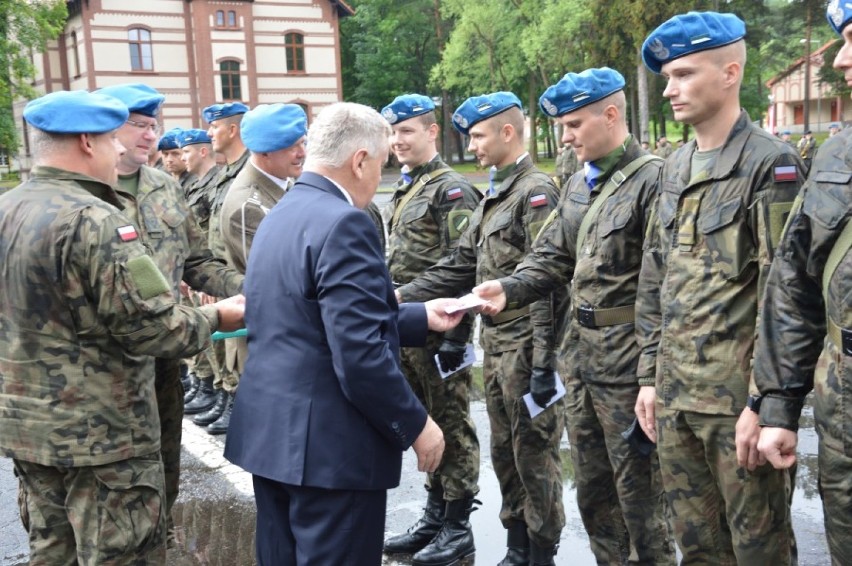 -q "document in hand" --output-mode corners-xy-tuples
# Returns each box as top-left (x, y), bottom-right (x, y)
(433, 344), (477, 379)
(444, 293), (487, 315)
(523, 376), (566, 418)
